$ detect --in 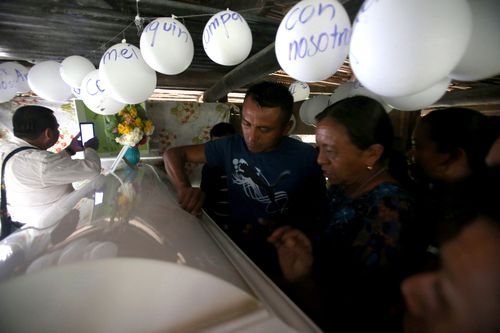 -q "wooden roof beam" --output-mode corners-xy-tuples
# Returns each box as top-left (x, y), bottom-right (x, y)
(432, 86), (500, 107)
(202, 42), (279, 102)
